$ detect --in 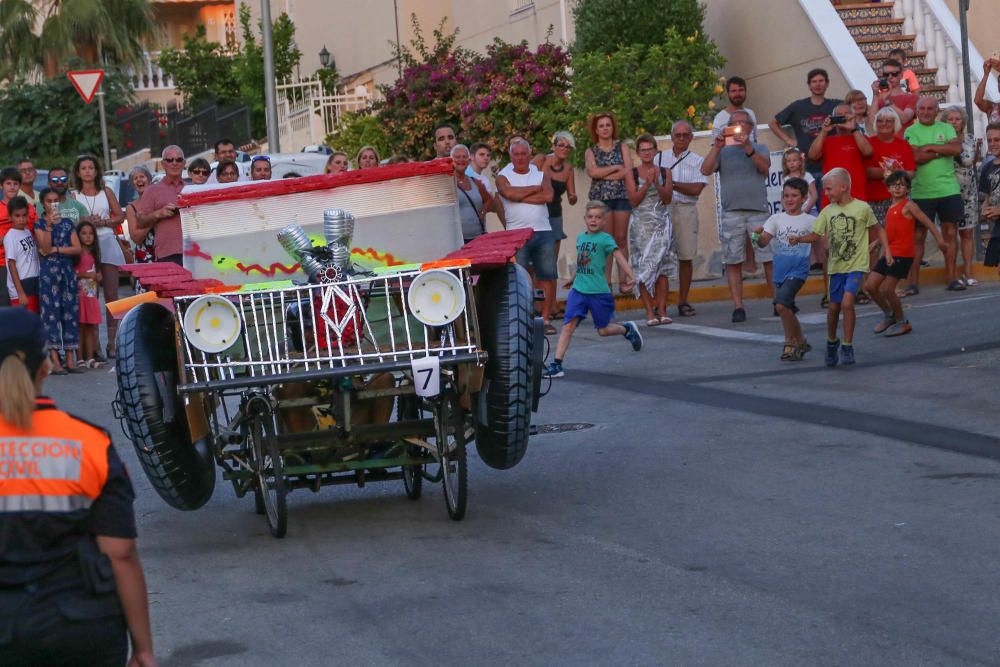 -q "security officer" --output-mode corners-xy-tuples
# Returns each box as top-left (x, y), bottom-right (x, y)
(0, 308), (157, 666)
